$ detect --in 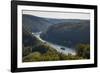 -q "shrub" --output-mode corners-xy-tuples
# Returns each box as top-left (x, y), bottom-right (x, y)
(76, 44), (90, 59)
(23, 52), (42, 62)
